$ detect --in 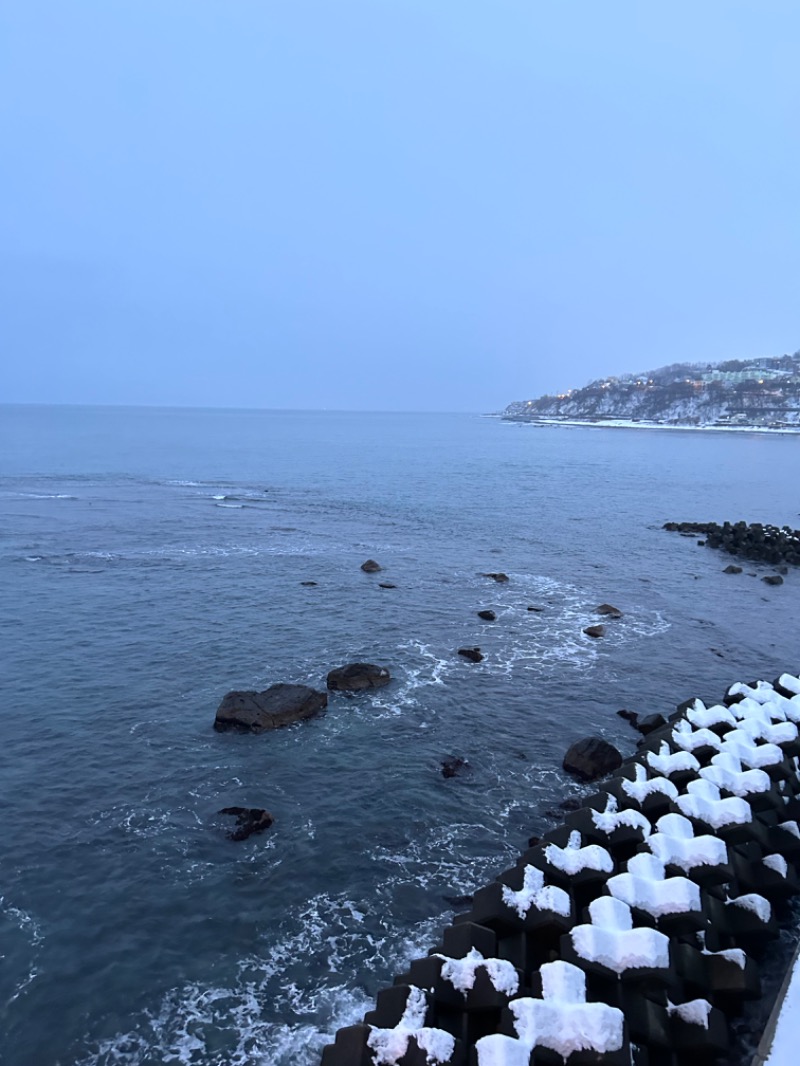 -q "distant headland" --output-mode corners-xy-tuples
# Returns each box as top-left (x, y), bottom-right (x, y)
(503, 349), (800, 432)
